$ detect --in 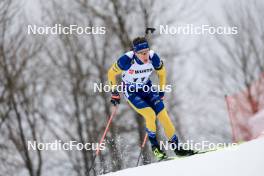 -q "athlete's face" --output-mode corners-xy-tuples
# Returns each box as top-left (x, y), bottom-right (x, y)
(135, 49), (150, 64)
